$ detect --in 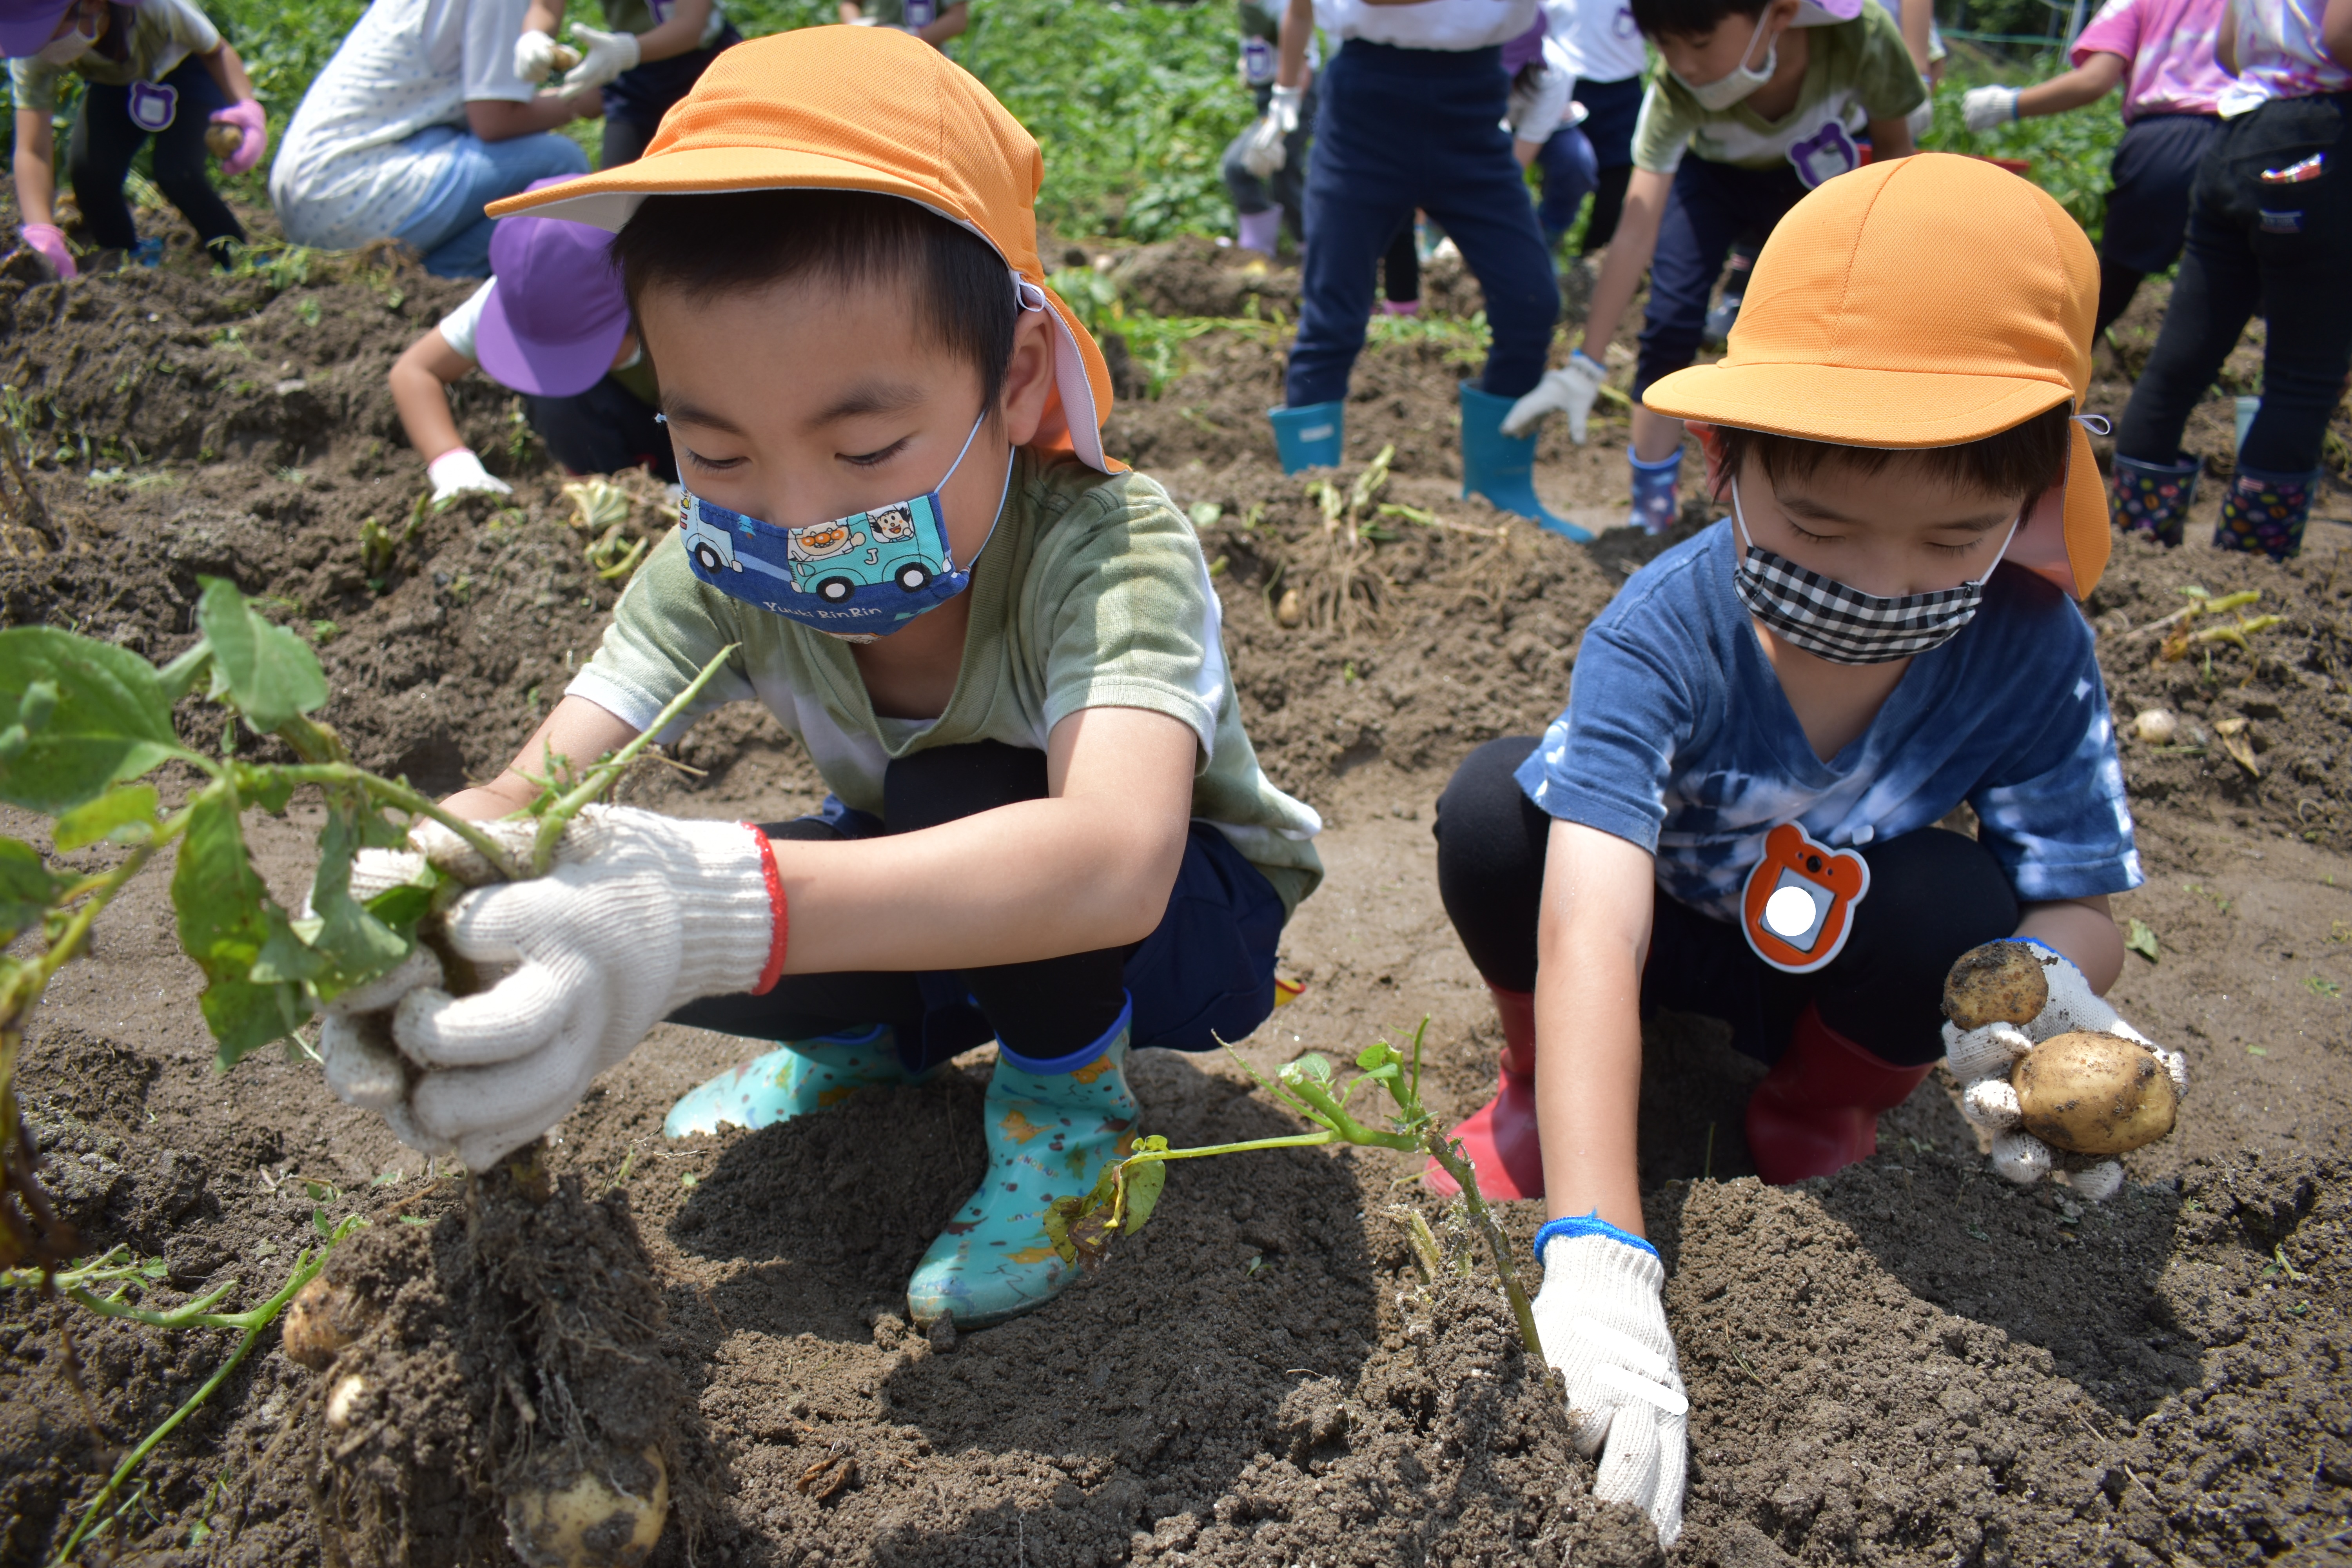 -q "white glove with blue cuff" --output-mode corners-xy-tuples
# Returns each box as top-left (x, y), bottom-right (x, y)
(1533, 1217), (1688, 1546)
